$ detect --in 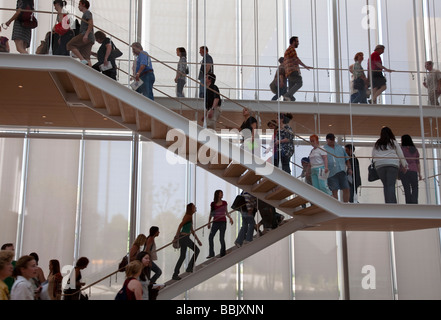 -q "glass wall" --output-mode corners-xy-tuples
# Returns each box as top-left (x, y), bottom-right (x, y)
(0, 137), (23, 248)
